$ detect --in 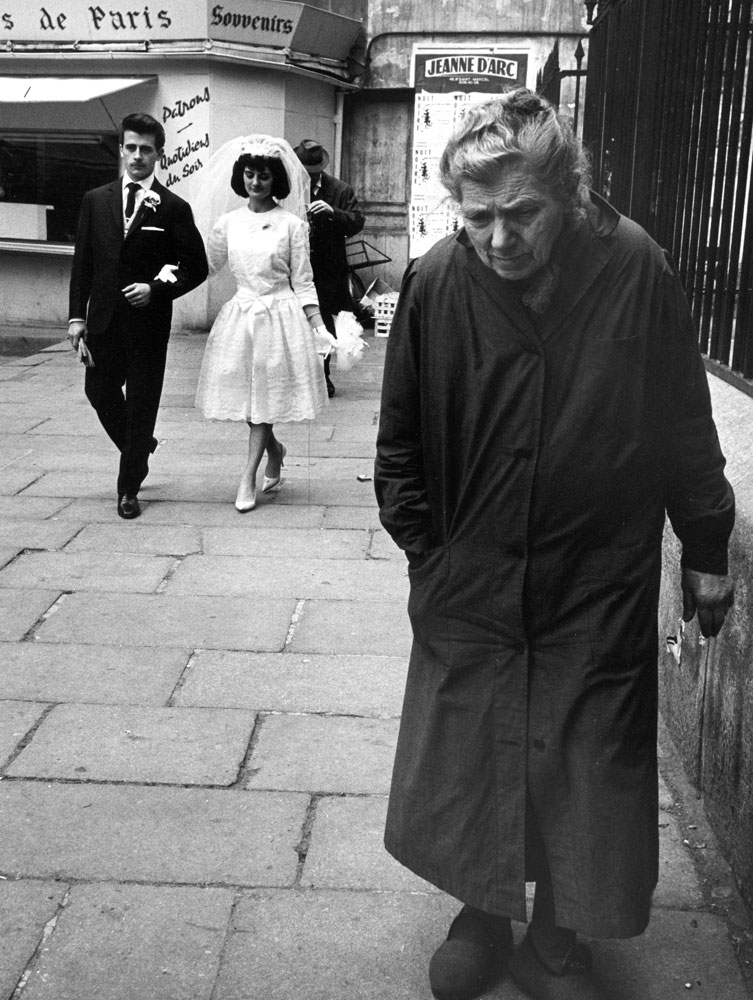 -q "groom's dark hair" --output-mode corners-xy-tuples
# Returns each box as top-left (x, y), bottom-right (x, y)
(120, 113), (165, 152)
